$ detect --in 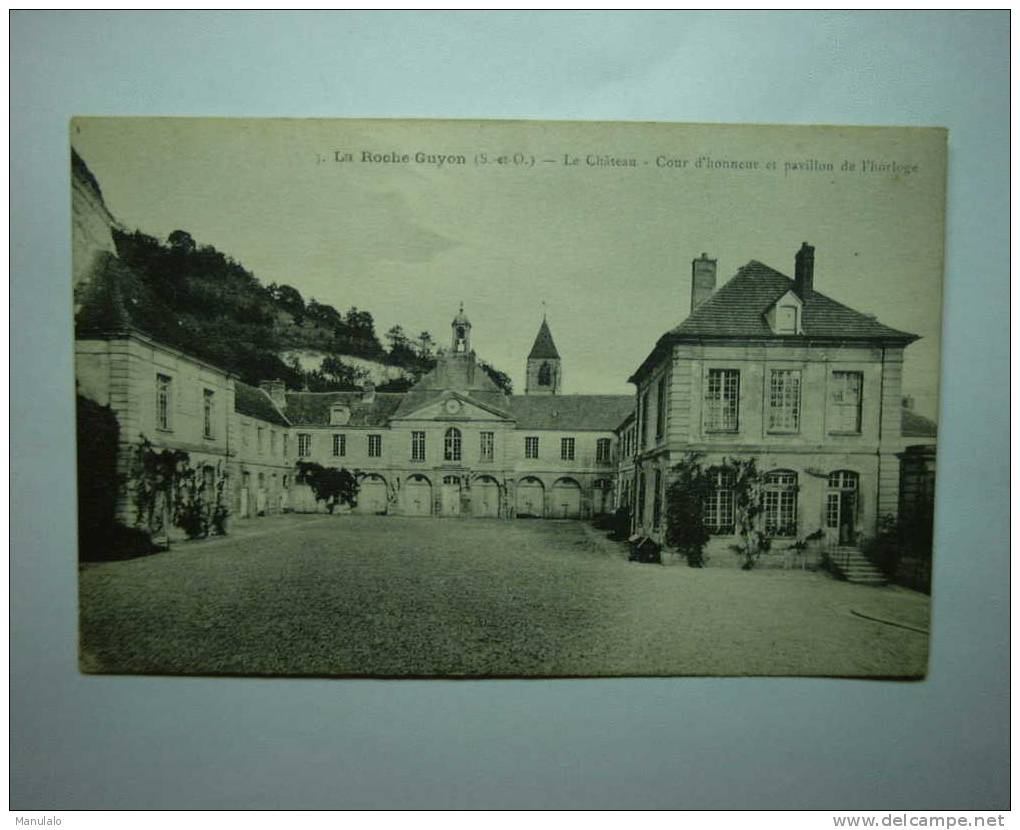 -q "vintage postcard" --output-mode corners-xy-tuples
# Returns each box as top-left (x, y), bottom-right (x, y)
(72, 117), (945, 677)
